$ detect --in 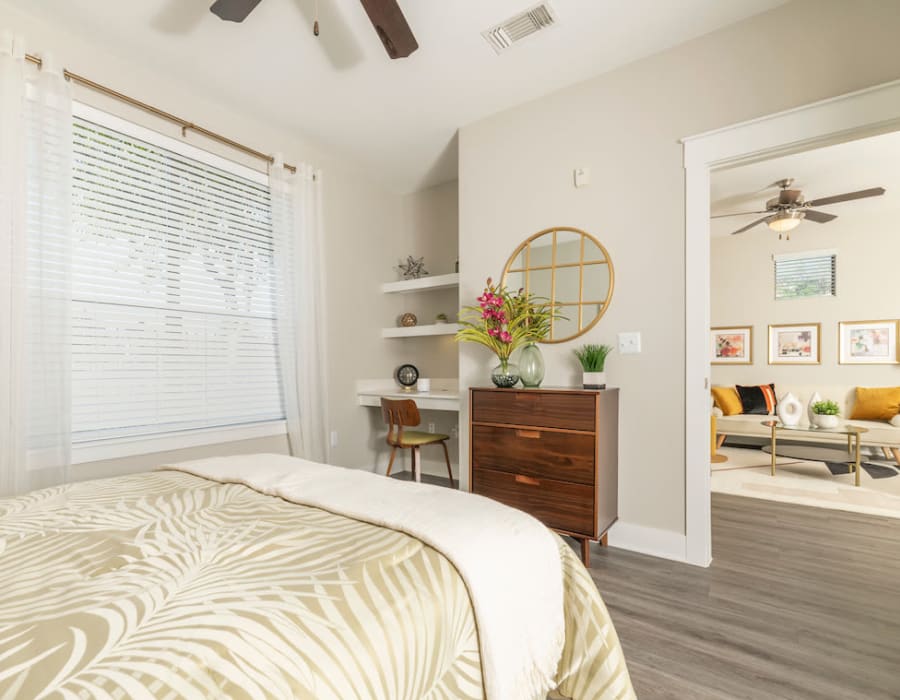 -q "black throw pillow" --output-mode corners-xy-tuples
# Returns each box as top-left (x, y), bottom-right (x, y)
(736, 384), (777, 415)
